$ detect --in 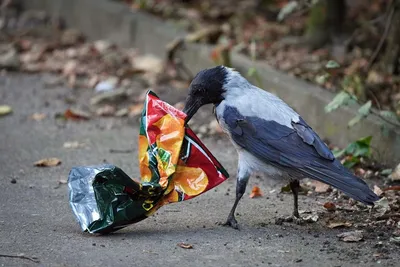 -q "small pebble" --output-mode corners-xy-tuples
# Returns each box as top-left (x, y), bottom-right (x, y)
(10, 178), (16, 184)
